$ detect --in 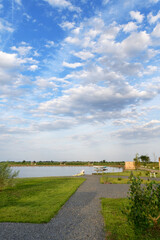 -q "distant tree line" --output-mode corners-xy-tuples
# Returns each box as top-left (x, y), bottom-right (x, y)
(4, 160), (125, 166)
